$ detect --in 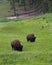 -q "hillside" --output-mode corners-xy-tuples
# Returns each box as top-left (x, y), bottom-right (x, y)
(0, 0), (52, 17)
(0, 13), (52, 65)
(0, 1), (13, 17)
